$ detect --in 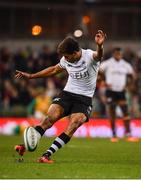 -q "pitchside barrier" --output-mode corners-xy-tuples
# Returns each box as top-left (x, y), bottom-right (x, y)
(0, 117), (141, 138)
